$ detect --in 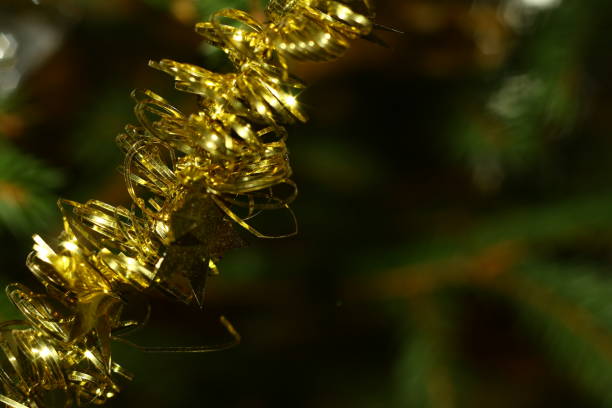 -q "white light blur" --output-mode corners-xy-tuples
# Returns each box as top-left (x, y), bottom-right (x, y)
(0, 67), (21, 94)
(520, 0), (561, 8)
(502, 0), (563, 30)
(488, 75), (544, 119)
(0, 33), (18, 61)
